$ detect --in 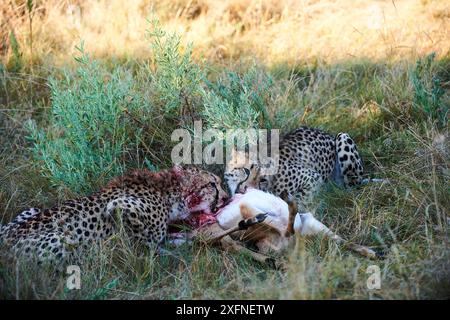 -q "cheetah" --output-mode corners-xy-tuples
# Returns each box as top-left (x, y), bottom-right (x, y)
(0, 165), (228, 263)
(224, 126), (364, 210)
